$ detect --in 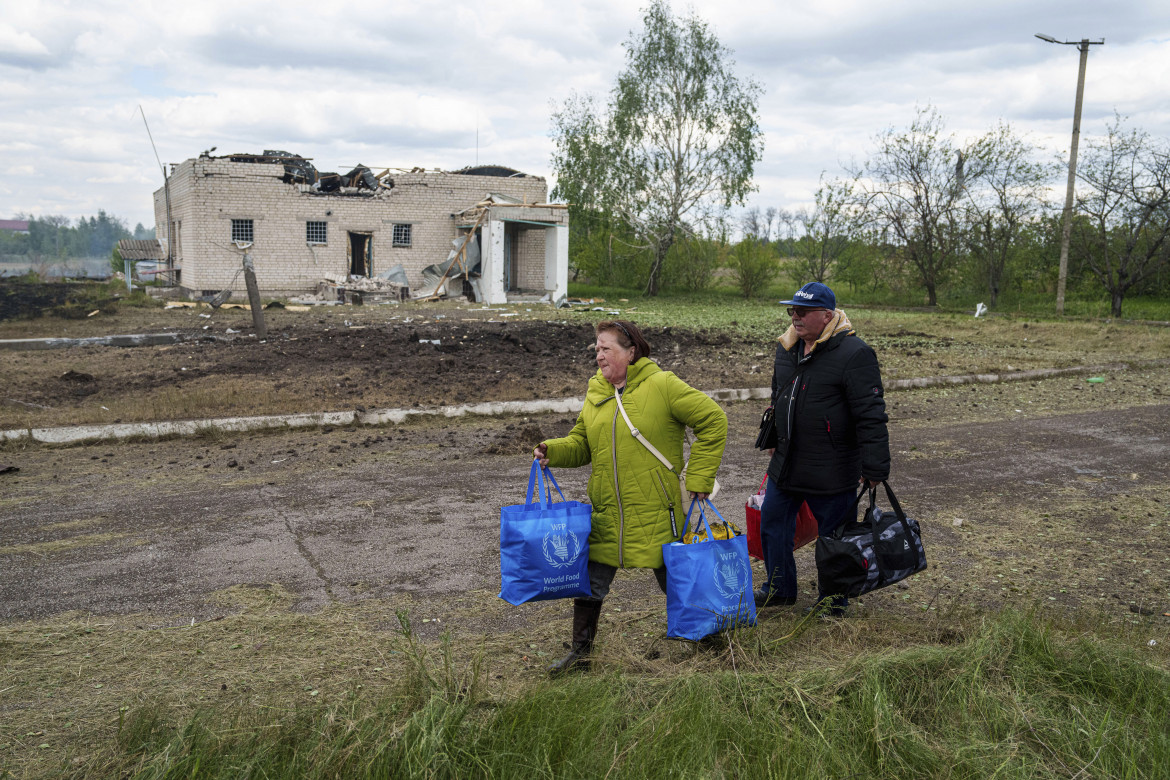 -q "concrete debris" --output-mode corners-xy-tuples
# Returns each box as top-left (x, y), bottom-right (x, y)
(291, 276), (410, 306)
(225, 150), (393, 195)
(0, 334), (185, 351)
(316, 164), (385, 193)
